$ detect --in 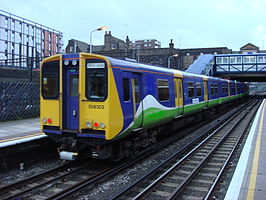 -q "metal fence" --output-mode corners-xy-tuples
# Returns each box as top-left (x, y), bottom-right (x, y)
(0, 81), (40, 121)
(0, 57), (45, 69)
